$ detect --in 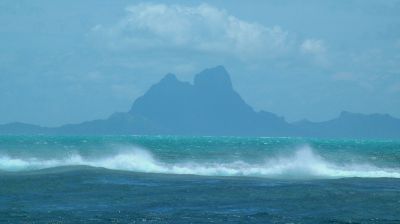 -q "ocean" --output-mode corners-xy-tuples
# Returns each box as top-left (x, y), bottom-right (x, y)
(0, 136), (399, 223)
